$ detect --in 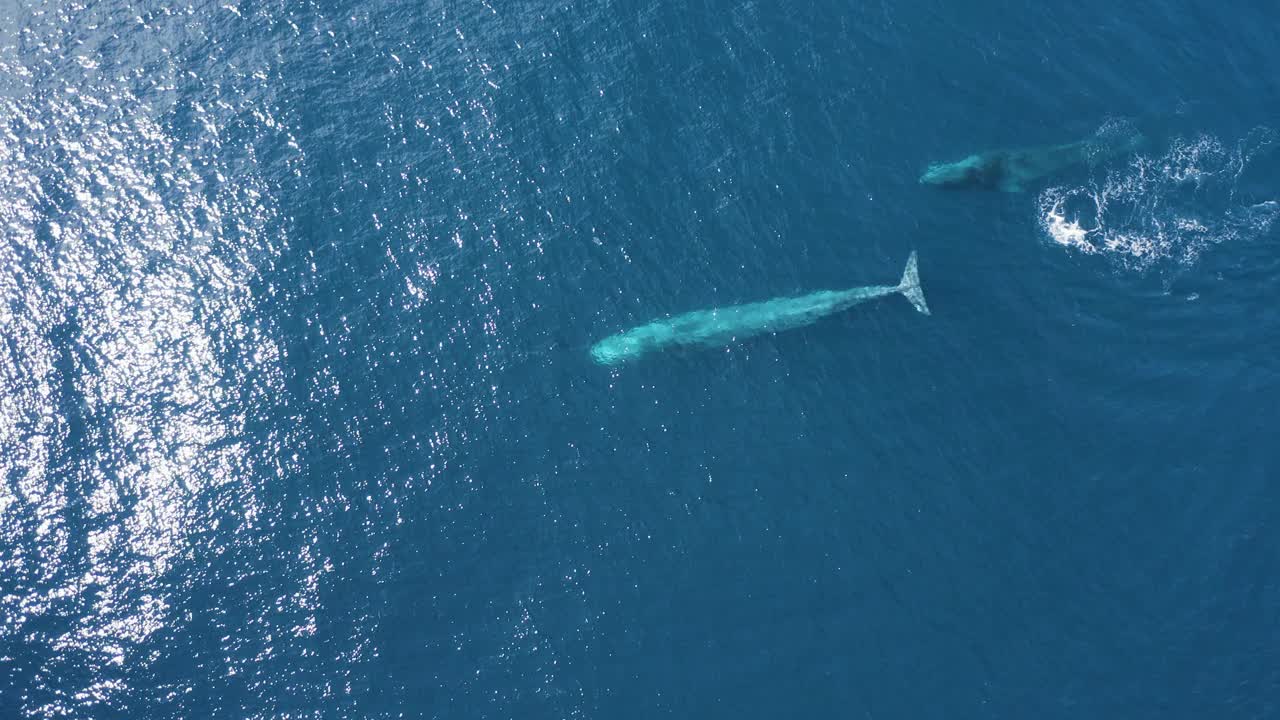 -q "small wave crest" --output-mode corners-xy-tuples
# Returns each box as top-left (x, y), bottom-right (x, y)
(1038, 126), (1280, 271)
